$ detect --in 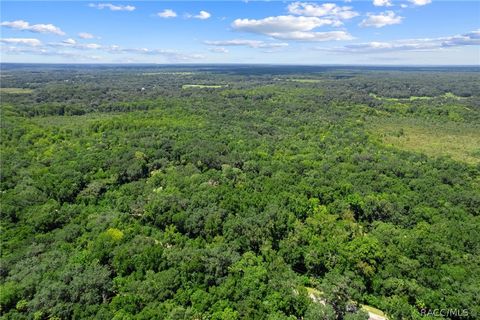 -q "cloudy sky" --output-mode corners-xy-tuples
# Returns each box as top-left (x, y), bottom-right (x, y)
(1, 0), (479, 65)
